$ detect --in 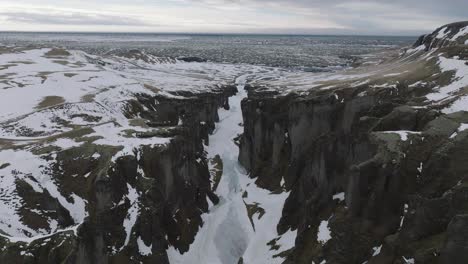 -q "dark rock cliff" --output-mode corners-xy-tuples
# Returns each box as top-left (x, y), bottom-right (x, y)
(239, 23), (468, 263)
(0, 86), (236, 264)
